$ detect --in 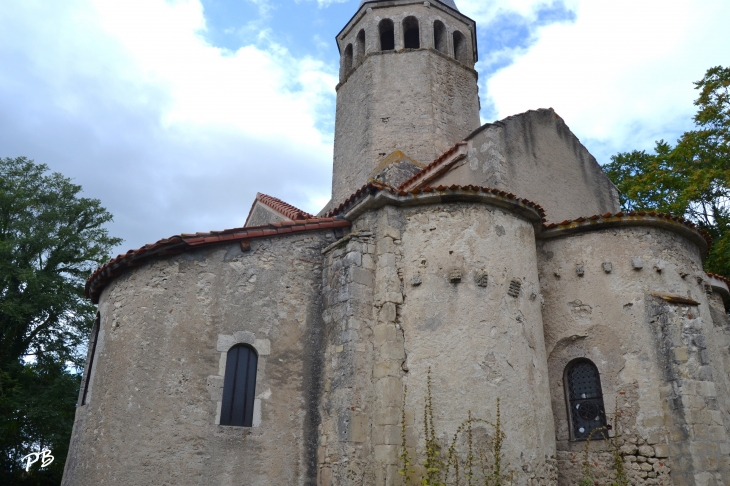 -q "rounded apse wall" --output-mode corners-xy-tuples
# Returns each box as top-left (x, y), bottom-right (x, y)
(537, 224), (728, 485)
(396, 202), (556, 484)
(63, 232), (334, 486)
